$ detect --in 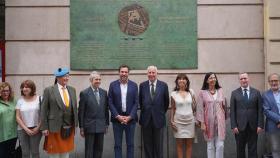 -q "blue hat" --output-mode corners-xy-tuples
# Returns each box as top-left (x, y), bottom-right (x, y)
(54, 68), (69, 77)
